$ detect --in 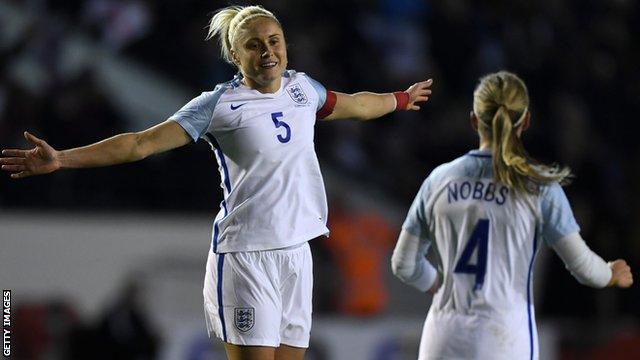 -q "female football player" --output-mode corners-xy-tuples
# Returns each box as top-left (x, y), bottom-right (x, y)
(1, 5), (432, 360)
(391, 71), (632, 360)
